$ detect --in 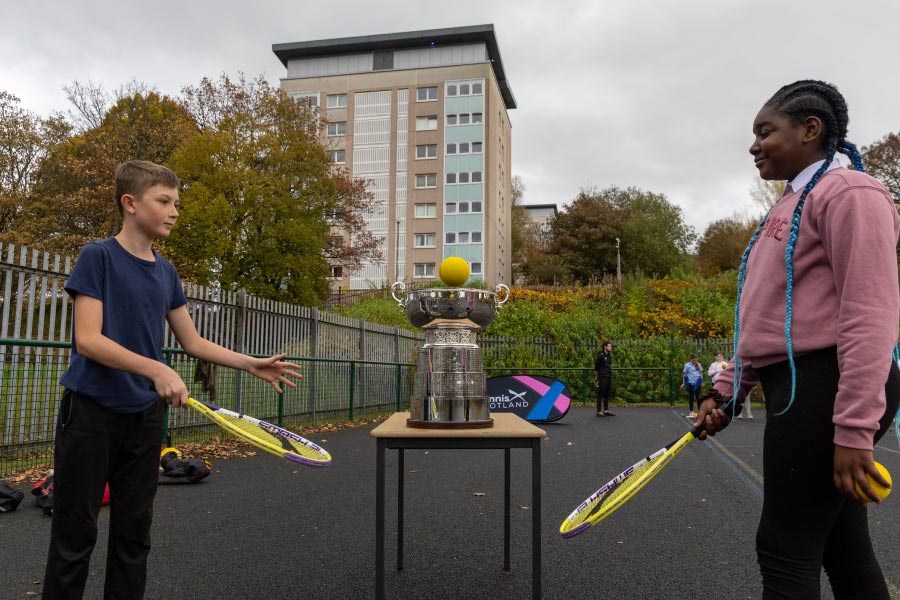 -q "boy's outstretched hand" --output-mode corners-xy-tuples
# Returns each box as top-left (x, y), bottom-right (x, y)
(247, 354), (303, 393)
